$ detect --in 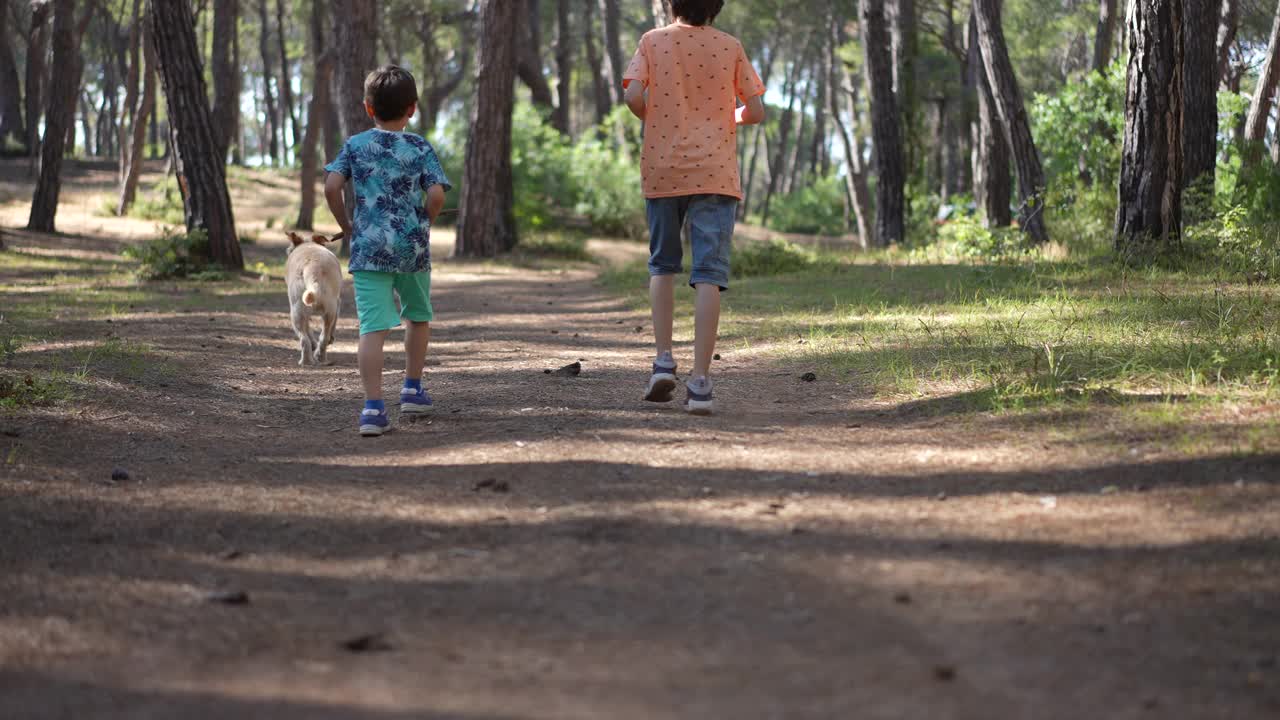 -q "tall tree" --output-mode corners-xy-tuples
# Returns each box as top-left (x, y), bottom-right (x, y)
(1243, 1), (1280, 164)
(583, 0), (610, 124)
(1116, 0), (1184, 259)
(0, 0), (26, 150)
(25, 2), (52, 162)
(257, 0), (280, 164)
(27, 0), (85, 232)
(829, 11), (873, 248)
(891, 0), (920, 173)
(1183, 0), (1220, 203)
(652, 0), (672, 27)
(118, 0), (156, 216)
(553, 0), (574, 134)
(1093, 0), (1118, 72)
(332, 0), (377, 255)
(276, 0), (299, 157)
(863, 0), (905, 246)
(296, 0), (333, 230)
(968, 10), (1011, 228)
(149, 0), (242, 269)
(517, 0), (555, 110)
(597, 0), (625, 104)
(211, 0), (240, 162)
(458, 0), (520, 257)
(973, 0), (1049, 242)
(418, 7), (473, 134)
(1216, 0), (1239, 84)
